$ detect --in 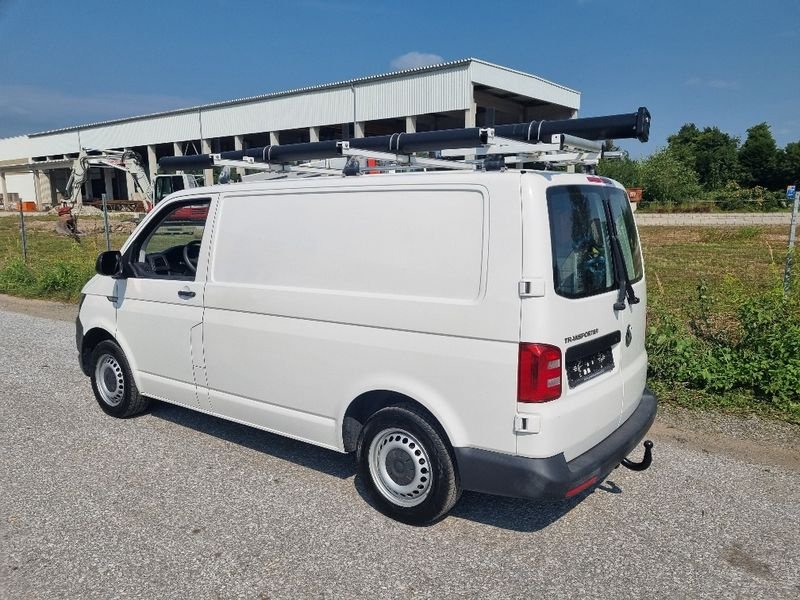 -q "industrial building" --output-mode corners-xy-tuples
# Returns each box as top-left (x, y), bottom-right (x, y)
(0, 58), (580, 210)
